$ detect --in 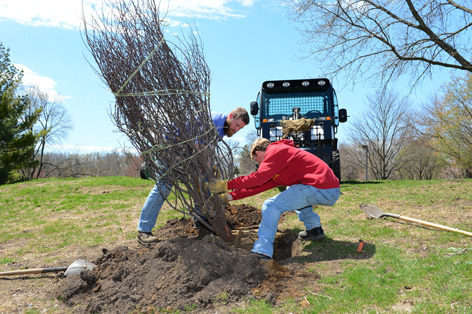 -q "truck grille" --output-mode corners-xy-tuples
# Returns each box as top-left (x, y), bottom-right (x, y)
(264, 94), (326, 119)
